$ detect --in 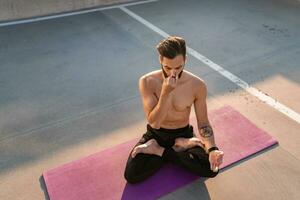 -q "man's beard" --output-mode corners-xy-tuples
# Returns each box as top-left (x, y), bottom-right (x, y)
(161, 65), (184, 79)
